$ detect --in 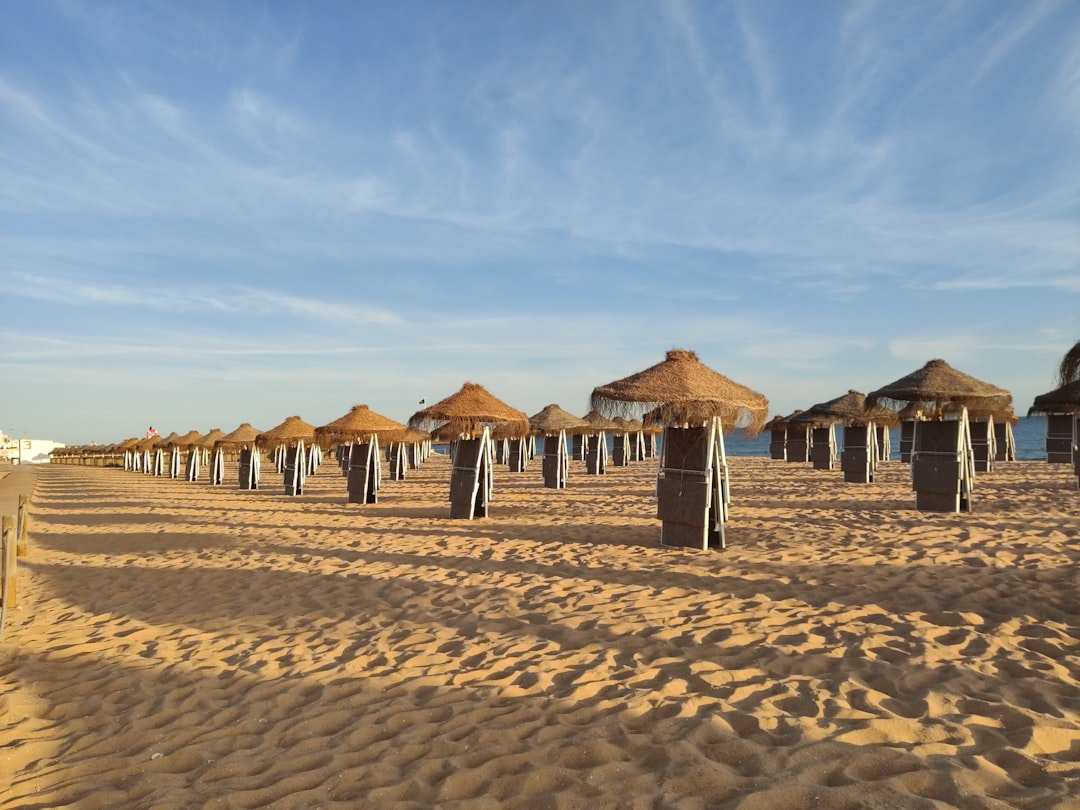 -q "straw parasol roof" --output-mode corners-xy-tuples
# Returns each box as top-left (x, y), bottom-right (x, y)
(408, 382), (529, 438)
(256, 416), (316, 449)
(169, 430), (204, 449)
(866, 359), (1012, 417)
(590, 348), (769, 434)
(118, 437), (141, 450)
(1057, 340), (1080, 387)
(216, 423), (262, 449)
(197, 428), (227, 449)
(792, 390), (899, 427)
(581, 410), (620, 432)
(315, 404), (407, 443)
(529, 404), (590, 436)
(135, 433), (164, 451)
(1028, 379), (1080, 415)
(157, 431), (182, 448)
